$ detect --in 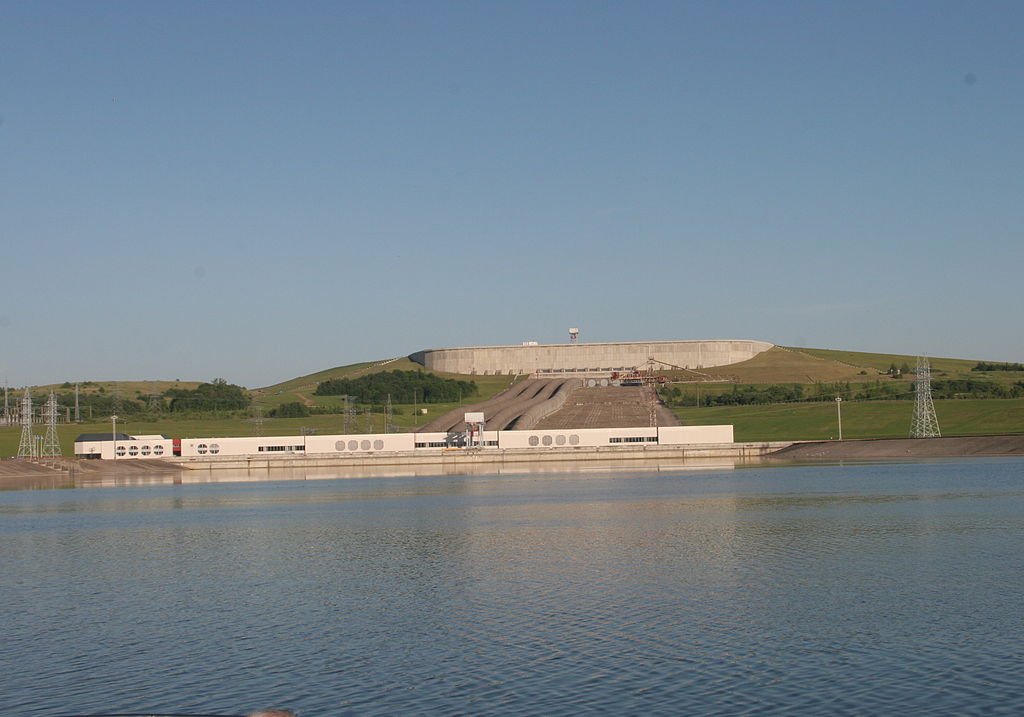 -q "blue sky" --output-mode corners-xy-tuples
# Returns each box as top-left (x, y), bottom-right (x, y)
(3, 1), (1022, 388)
